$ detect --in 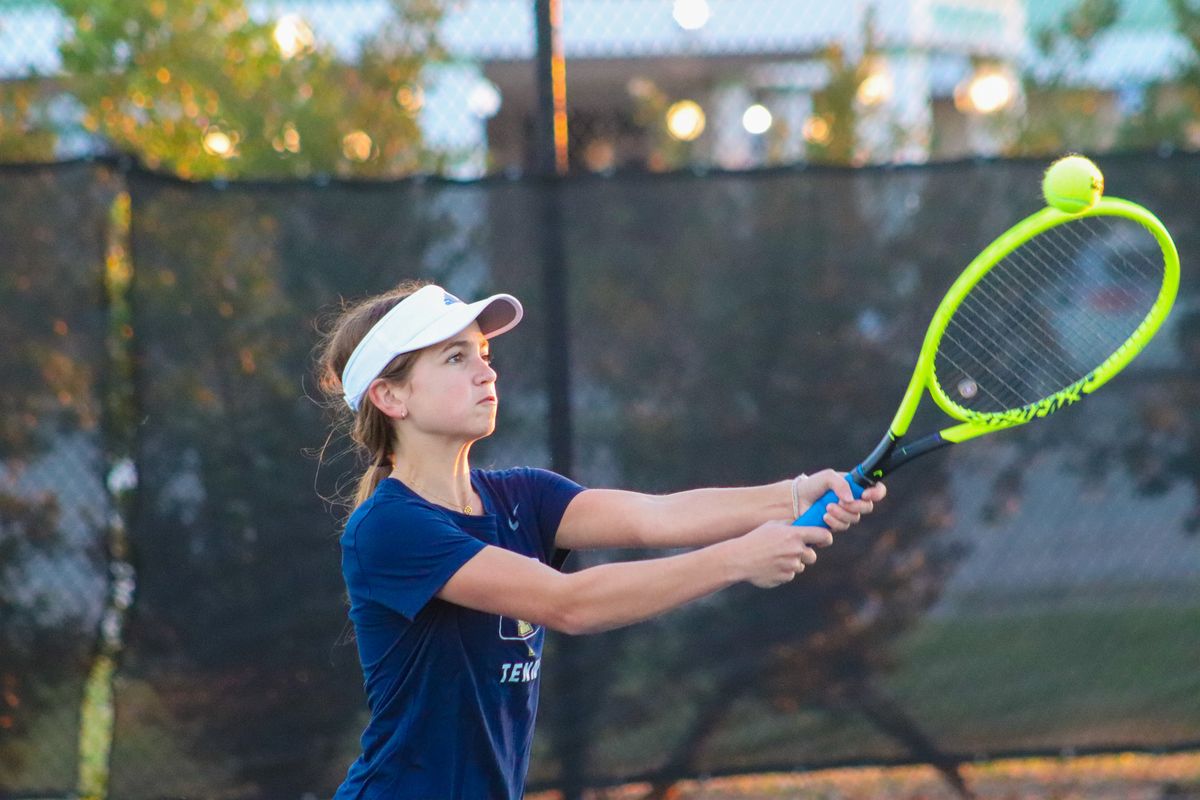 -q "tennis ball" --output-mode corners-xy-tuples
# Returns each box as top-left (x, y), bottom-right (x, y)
(1042, 155), (1104, 213)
